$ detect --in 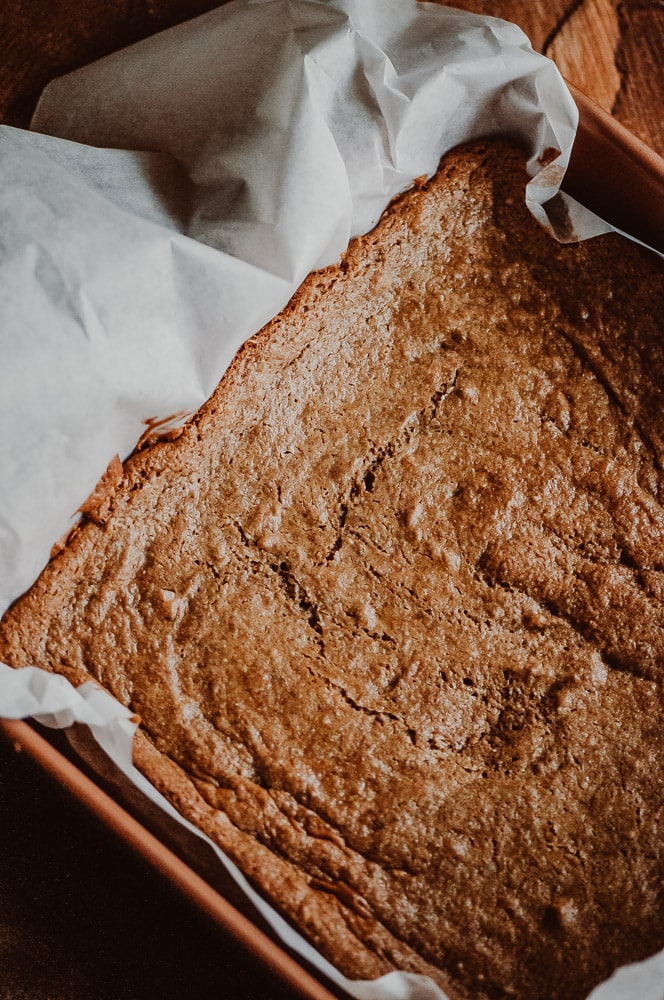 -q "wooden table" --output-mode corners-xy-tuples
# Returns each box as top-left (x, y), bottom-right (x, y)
(0, 3), (662, 999)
